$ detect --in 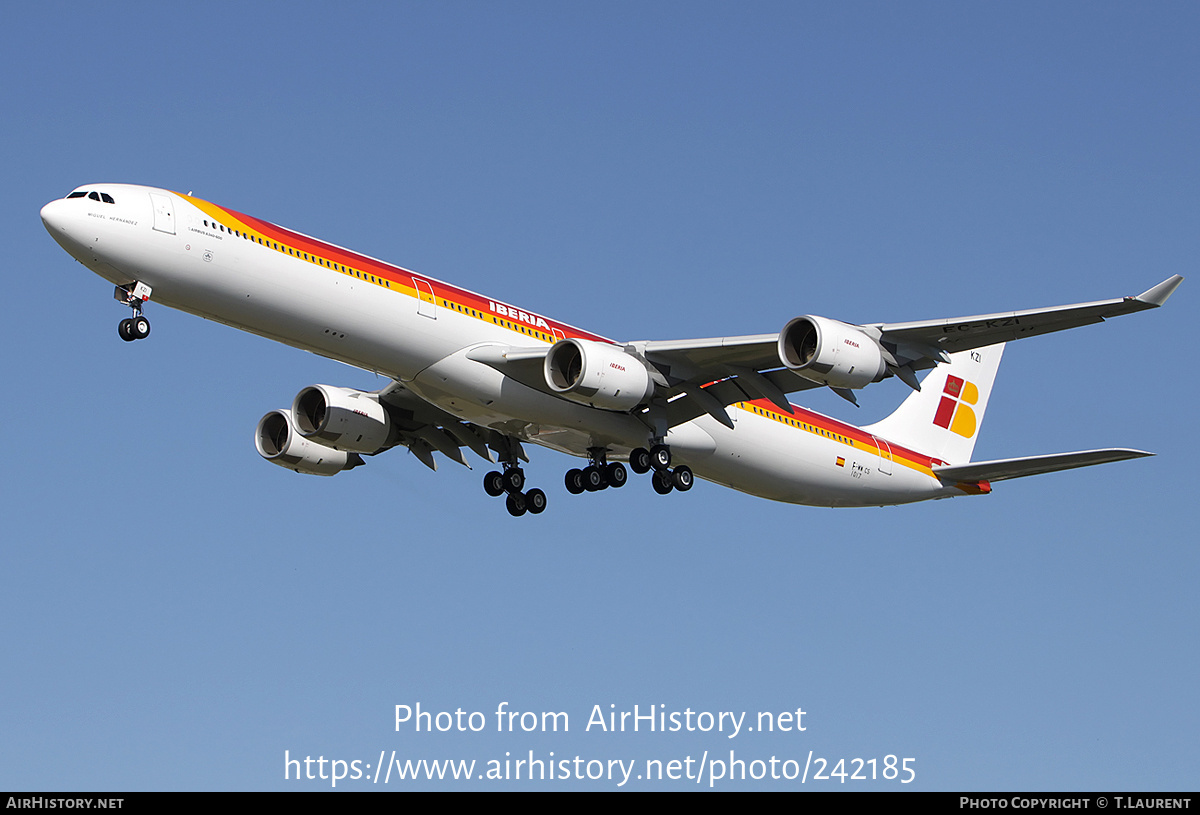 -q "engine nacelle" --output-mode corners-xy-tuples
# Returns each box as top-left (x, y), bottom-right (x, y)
(255, 410), (365, 476)
(544, 338), (656, 412)
(777, 315), (887, 389)
(292, 385), (393, 453)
